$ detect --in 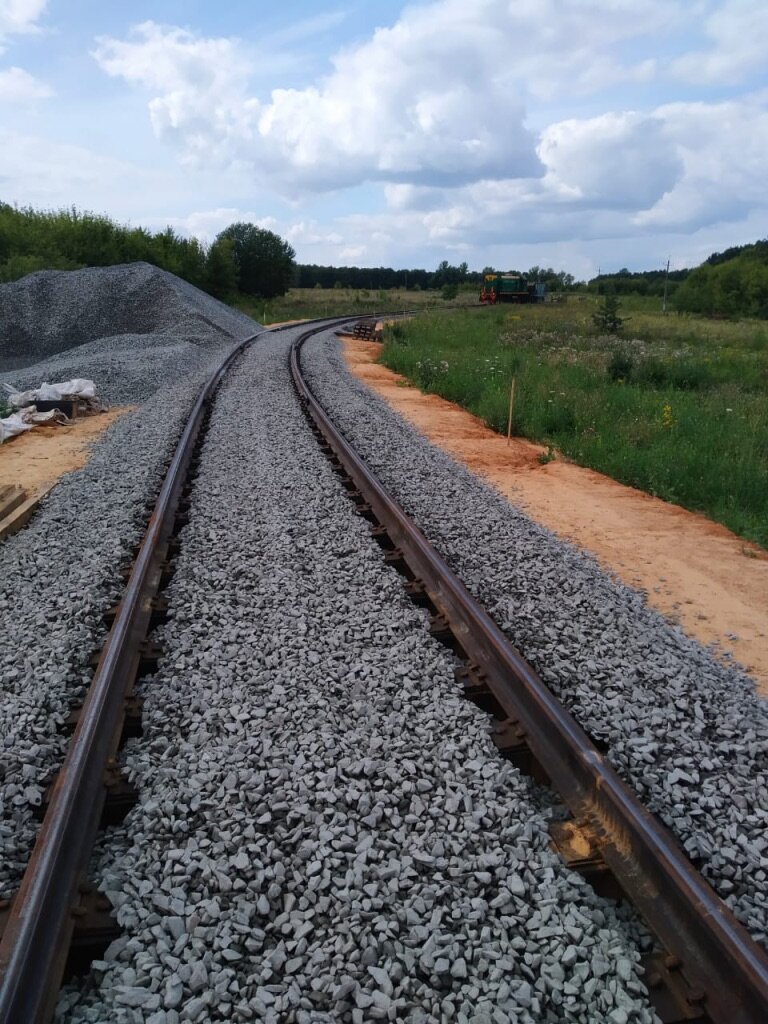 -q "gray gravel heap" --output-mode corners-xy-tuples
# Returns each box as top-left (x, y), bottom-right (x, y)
(60, 330), (656, 1024)
(0, 262), (255, 372)
(301, 329), (768, 949)
(0, 265), (261, 898)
